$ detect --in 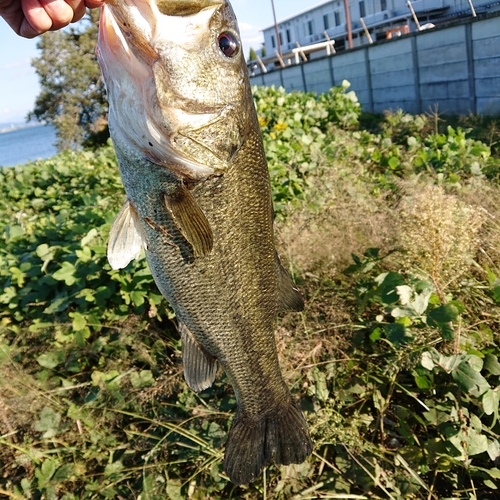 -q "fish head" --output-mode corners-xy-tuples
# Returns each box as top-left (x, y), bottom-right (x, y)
(97, 0), (252, 181)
